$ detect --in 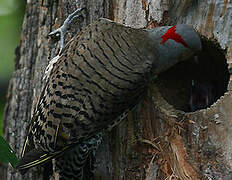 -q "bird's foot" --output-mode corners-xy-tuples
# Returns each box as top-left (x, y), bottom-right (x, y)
(49, 7), (86, 55)
(83, 132), (103, 180)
